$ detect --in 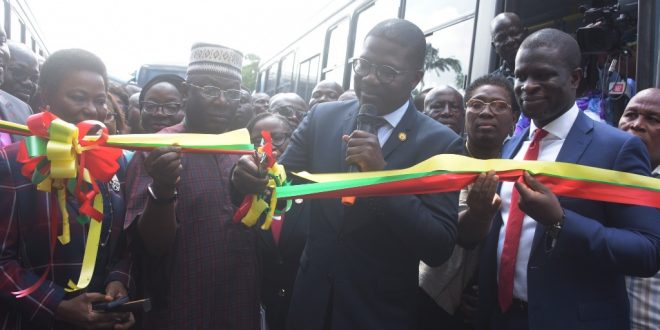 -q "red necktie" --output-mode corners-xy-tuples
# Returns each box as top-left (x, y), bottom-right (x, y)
(498, 128), (548, 312)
